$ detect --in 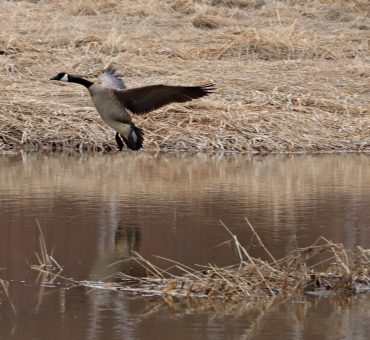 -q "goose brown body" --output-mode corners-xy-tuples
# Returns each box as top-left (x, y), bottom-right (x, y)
(50, 68), (215, 151)
(88, 84), (133, 139)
